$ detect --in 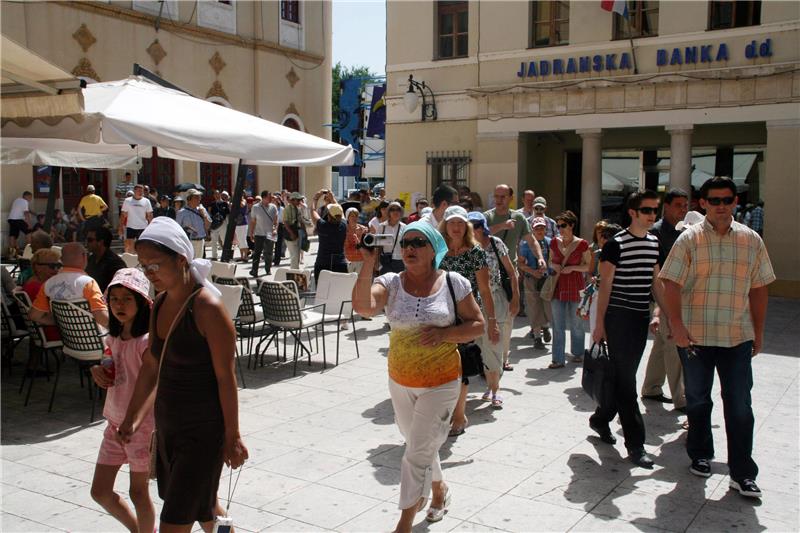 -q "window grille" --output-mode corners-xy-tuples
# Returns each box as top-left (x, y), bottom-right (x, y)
(426, 151), (472, 192)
